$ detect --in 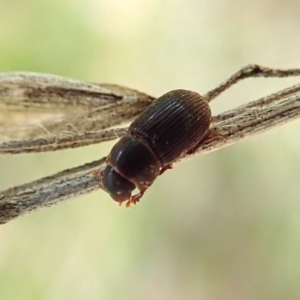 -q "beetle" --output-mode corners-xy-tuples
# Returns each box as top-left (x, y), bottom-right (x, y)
(99, 89), (212, 207)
